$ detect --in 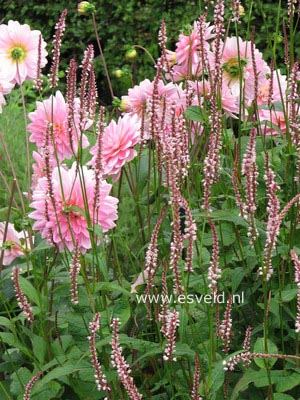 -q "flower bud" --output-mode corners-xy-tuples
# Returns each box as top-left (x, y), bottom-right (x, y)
(125, 48), (137, 60)
(113, 69), (123, 78)
(77, 1), (96, 15)
(112, 97), (122, 108)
